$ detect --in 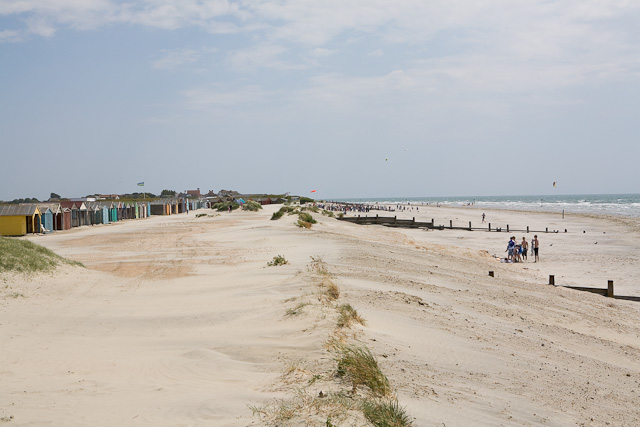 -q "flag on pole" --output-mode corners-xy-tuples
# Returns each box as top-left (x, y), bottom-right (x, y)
(137, 182), (144, 186)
